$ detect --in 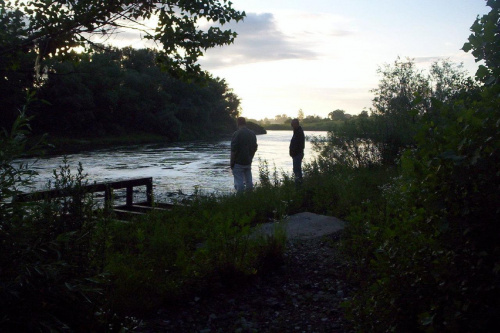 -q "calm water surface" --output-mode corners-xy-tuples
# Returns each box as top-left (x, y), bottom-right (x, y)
(18, 130), (325, 201)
